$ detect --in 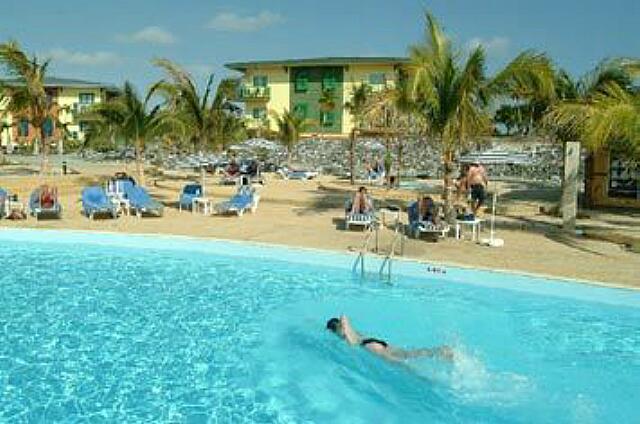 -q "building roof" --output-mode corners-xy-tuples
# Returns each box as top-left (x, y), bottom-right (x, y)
(225, 56), (411, 72)
(1, 76), (118, 91)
